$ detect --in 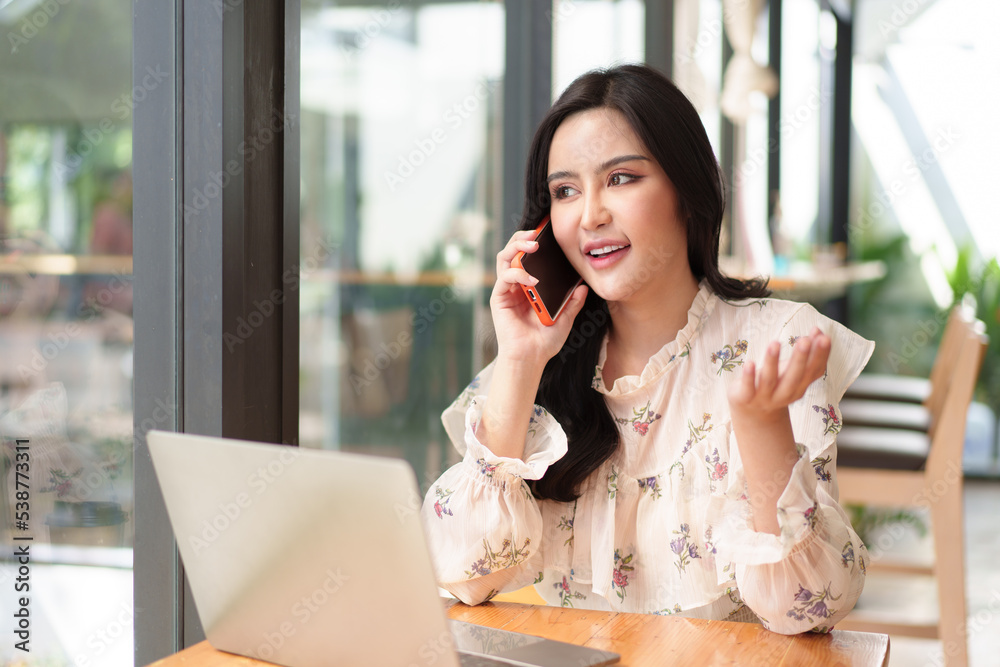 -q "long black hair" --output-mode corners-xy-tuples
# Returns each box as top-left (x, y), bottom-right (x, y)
(523, 64), (769, 502)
